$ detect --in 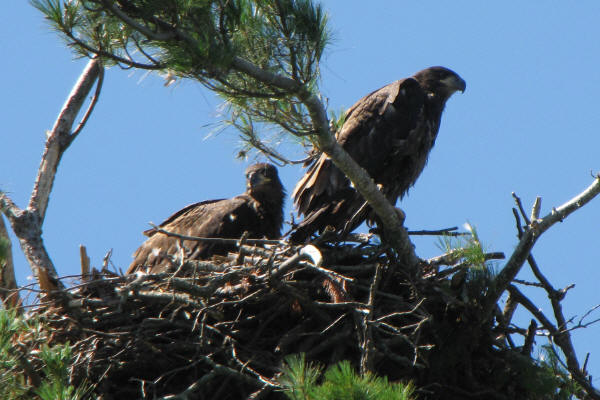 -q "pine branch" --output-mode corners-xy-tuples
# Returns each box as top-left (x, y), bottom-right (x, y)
(34, 1), (419, 268)
(230, 56), (417, 266)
